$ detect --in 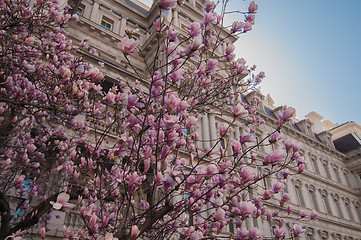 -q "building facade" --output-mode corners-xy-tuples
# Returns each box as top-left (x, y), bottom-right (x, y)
(42, 0), (361, 239)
